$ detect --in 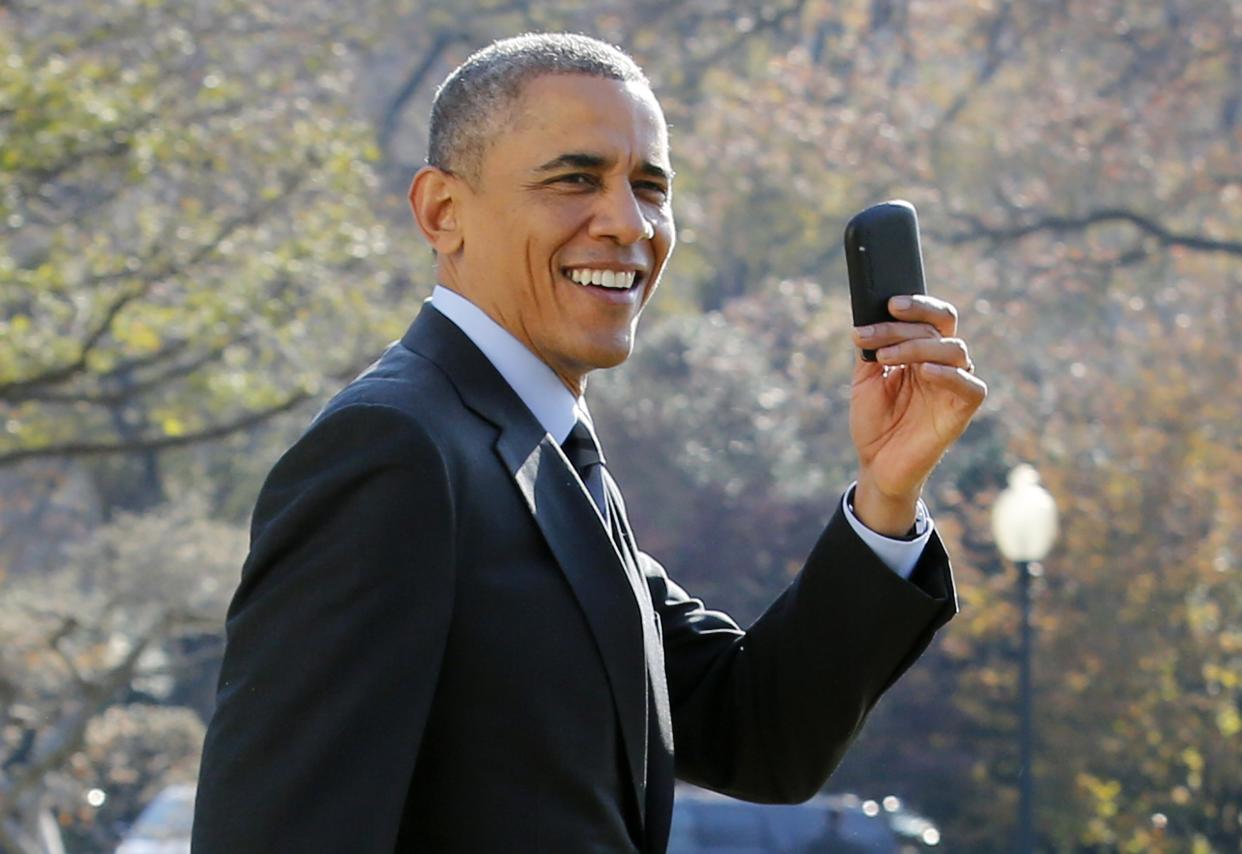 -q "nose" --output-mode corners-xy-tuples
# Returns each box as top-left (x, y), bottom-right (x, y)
(587, 183), (652, 245)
